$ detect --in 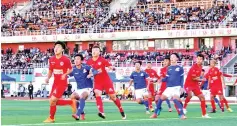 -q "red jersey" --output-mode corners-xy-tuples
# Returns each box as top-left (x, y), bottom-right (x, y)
(159, 66), (168, 90)
(184, 63), (202, 87)
(49, 55), (72, 86)
(86, 57), (112, 85)
(145, 68), (160, 90)
(206, 67), (222, 89)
